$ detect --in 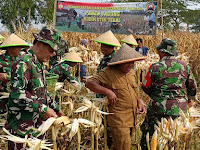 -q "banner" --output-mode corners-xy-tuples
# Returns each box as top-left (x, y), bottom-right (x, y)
(56, 1), (157, 35)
